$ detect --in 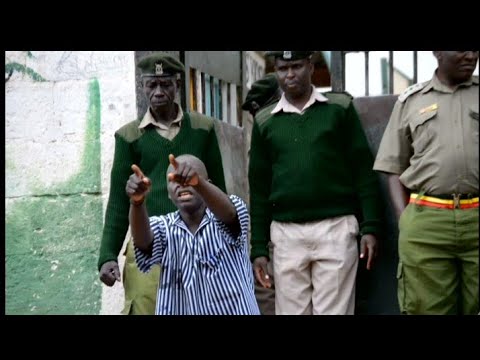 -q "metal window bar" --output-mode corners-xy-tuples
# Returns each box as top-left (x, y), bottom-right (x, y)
(364, 51), (369, 96)
(388, 51), (394, 94)
(331, 51), (419, 95)
(331, 51), (345, 92)
(413, 51), (418, 84)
